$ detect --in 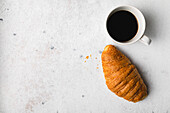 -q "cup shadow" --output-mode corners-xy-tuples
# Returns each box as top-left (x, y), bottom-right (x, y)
(142, 10), (158, 40)
(116, 46), (151, 96)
